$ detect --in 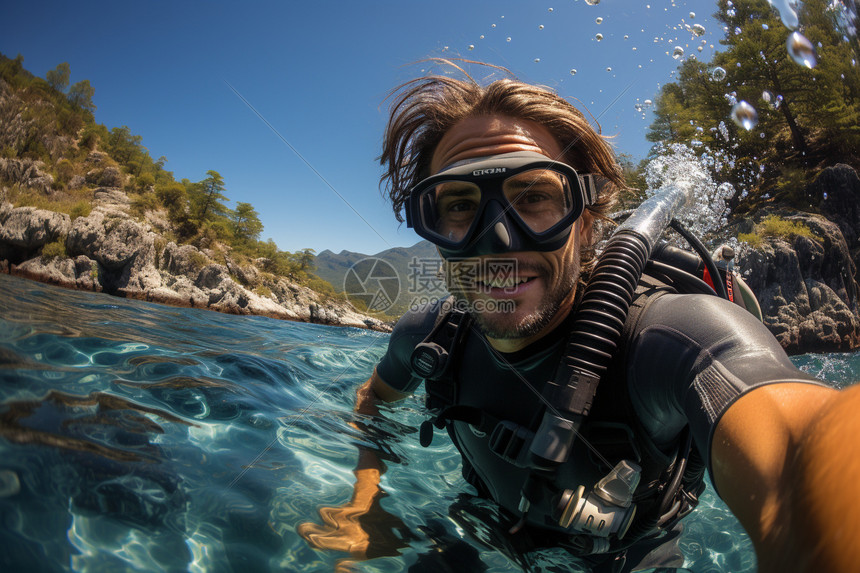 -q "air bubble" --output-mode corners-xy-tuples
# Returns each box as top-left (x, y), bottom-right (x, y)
(734, 26), (742, 35)
(689, 11), (696, 18)
(480, 35), (484, 39)
(787, 32), (817, 68)
(596, 17), (603, 24)
(548, 7), (554, 11)
(673, 46), (684, 59)
(534, 58), (541, 63)
(468, 44), (475, 50)
(731, 101), (758, 130)
(539, 25), (544, 30)
(710, 66), (727, 81)
(697, 46), (704, 52)
(570, 69), (577, 76)
(772, 0), (799, 29)
(584, 0), (600, 5)
(596, 33), (604, 41)
(507, 37), (512, 42)
(762, 90), (773, 103)
(624, 35), (629, 40)
(606, 67), (612, 72)
(691, 24), (706, 37)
